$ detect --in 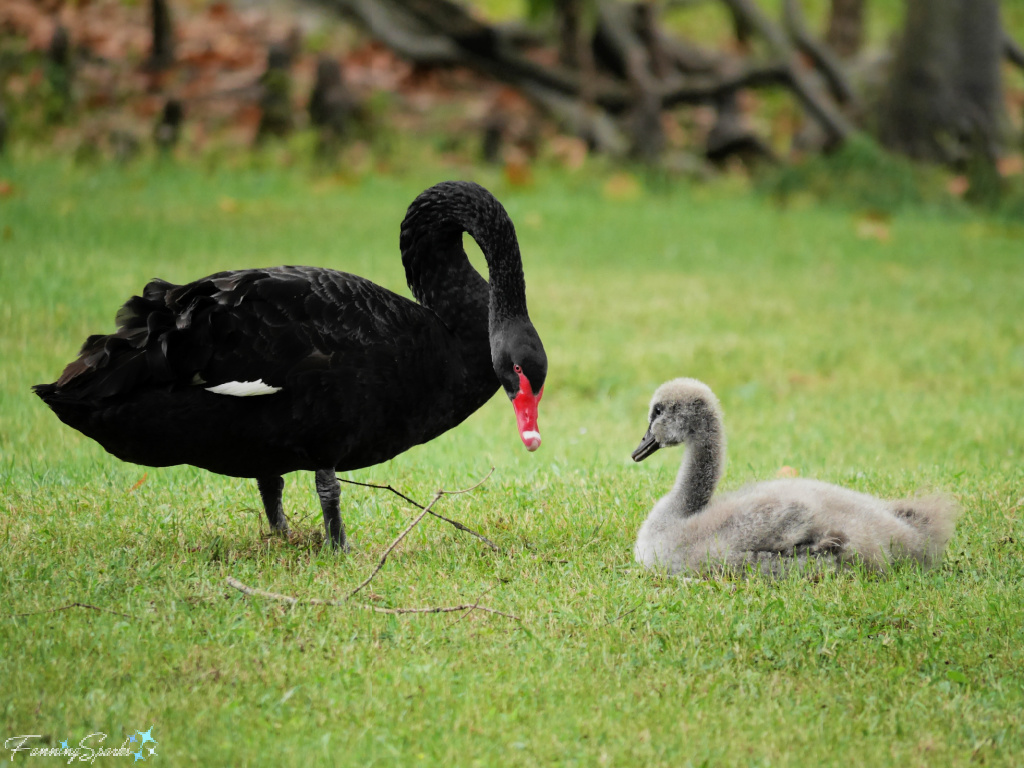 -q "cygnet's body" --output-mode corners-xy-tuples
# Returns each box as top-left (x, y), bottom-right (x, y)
(631, 379), (957, 576)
